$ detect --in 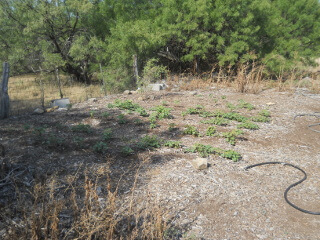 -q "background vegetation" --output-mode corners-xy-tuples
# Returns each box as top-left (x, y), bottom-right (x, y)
(0, 0), (319, 92)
